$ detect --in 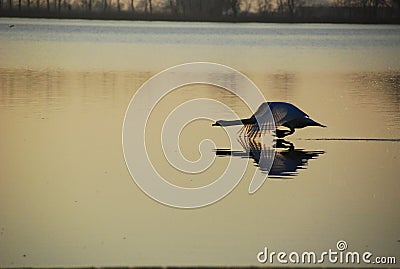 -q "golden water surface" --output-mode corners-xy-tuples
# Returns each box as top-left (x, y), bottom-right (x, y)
(0, 18), (399, 267)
